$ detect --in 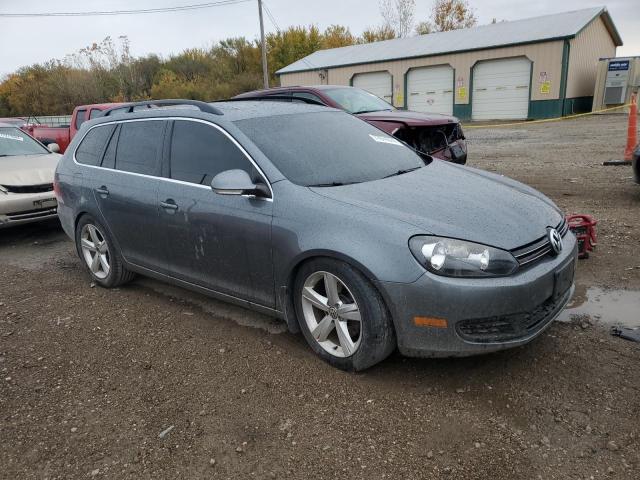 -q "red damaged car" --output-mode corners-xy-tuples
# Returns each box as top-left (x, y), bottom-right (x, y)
(234, 85), (467, 164)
